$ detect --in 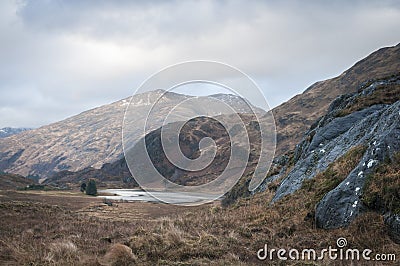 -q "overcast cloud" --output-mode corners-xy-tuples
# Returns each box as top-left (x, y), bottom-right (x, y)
(0, 0), (399, 128)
